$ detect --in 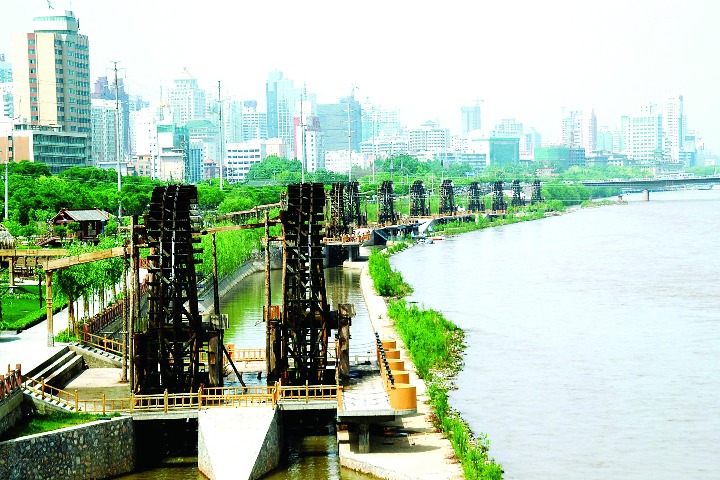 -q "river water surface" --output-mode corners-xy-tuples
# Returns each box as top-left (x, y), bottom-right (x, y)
(390, 189), (720, 479)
